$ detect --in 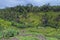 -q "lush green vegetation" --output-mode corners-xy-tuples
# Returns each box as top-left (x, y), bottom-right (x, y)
(0, 4), (60, 40)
